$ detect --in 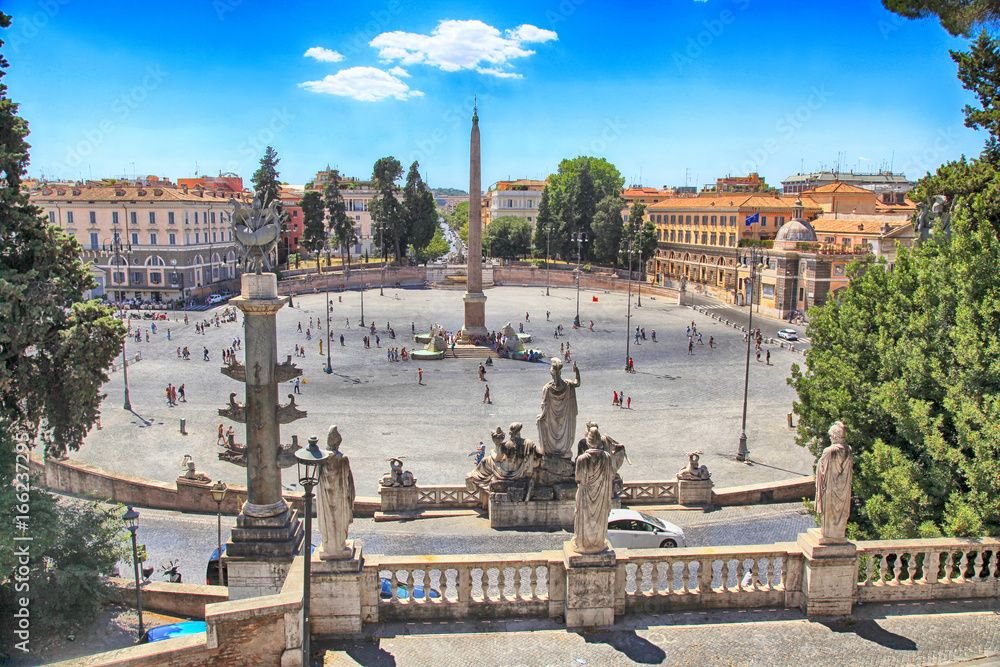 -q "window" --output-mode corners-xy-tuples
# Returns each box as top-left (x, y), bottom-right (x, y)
(149, 211), (156, 224)
(48, 211), (56, 224)
(730, 215), (736, 226)
(67, 211), (75, 224)
(824, 236), (835, 244)
(711, 215), (717, 225)
(729, 234), (736, 246)
(710, 233), (717, 245)
(131, 232), (139, 245)
(843, 238), (852, 247)
(89, 211), (97, 225)
(761, 215), (767, 228)
(149, 232), (158, 245)
(701, 232), (708, 244)
(195, 232), (200, 244)
(834, 264), (846, 276)
(149, 272), (162, 285)
(194, 211), (199, 224)
(507, 199), (513, 208)
(212, 231), (217, 243)
(211, 212), (216, 224)
(89, 232), (99, 249)
(112, 211), (119, 224)
(669, 230), (676, 242)
(685, 215), (692, 225)
(169, 233), (176, 245)
(776, 215), (785, 226)
(112, 271), (125, 284)
(131, 271), (143, 284)
(670, 215), (676, 224)
(799, 287), (804, 300)
(168, 211), (175, 224)
(130, 211), (137, 225)
(684, 231), (691, 243)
